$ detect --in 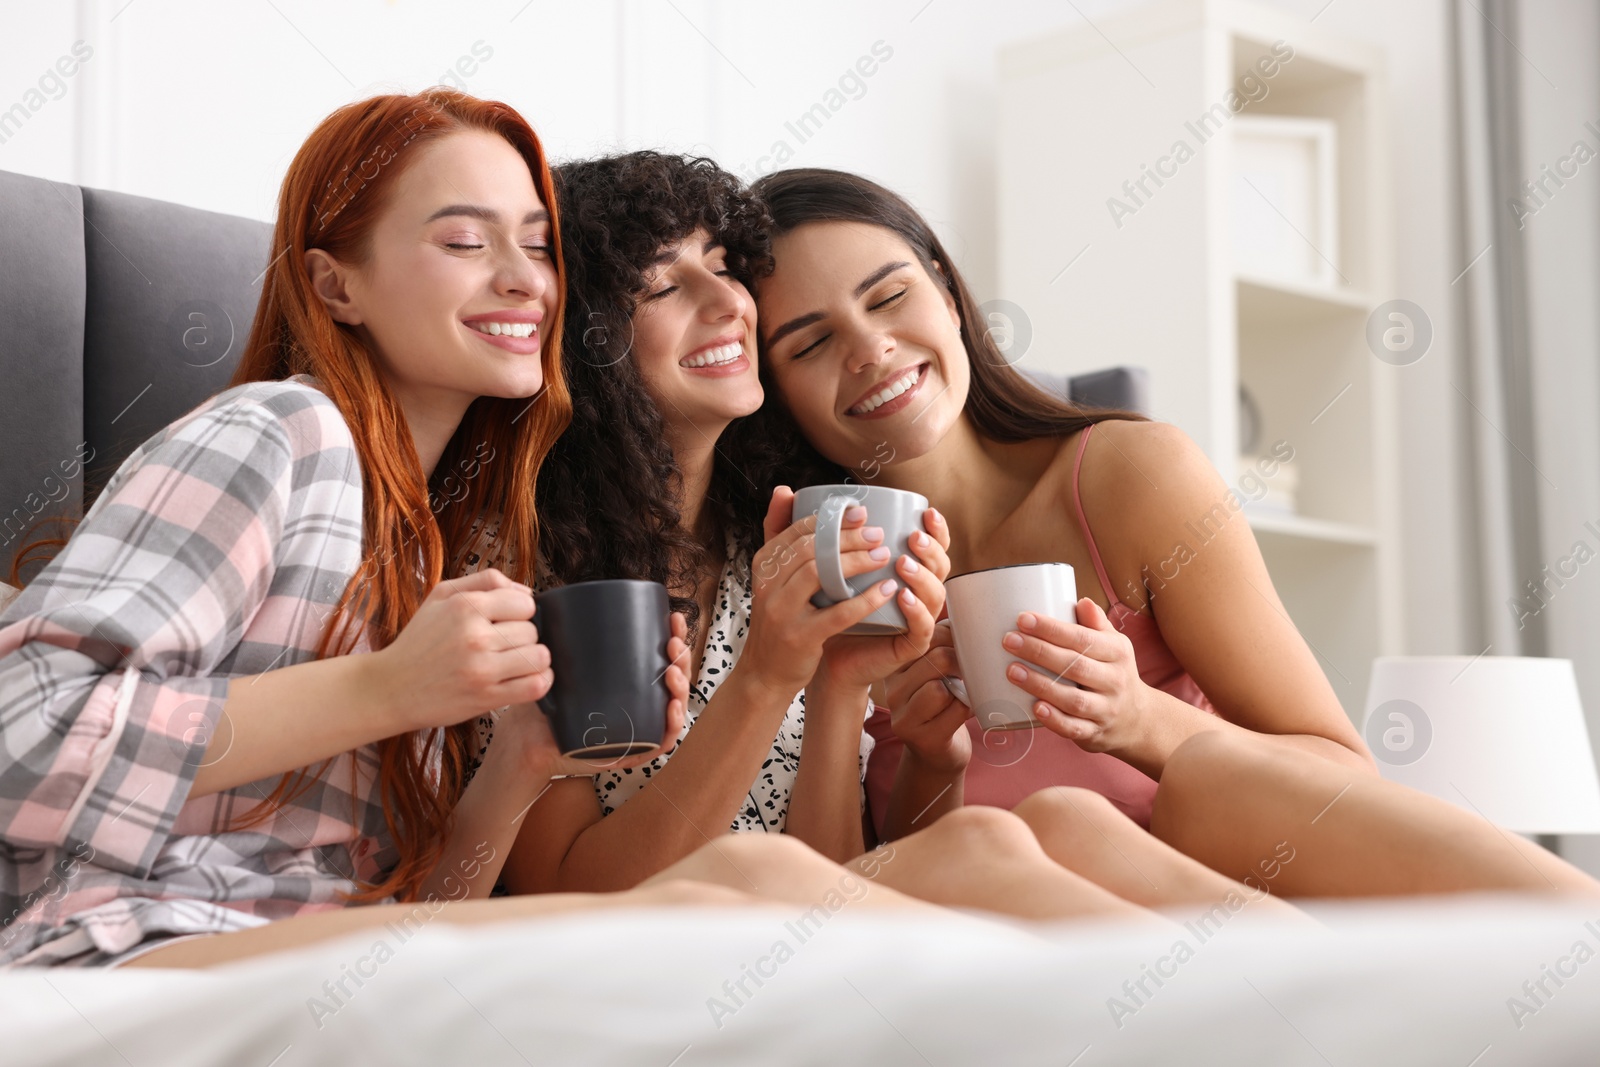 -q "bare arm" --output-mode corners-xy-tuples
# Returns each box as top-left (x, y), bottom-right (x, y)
(192, 654), (399, 798)
(502, 496), (901, 893)
(190, 569), (555, 798)
(1014, 421), (1375, 779)
(785, 668), (869, 862)
(777, 499), (953, 856)
(833, 513), (960, 842)
(878, 621), (970, 840)
(501, 666), (798, 893)
(415, 710), (558, 903)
